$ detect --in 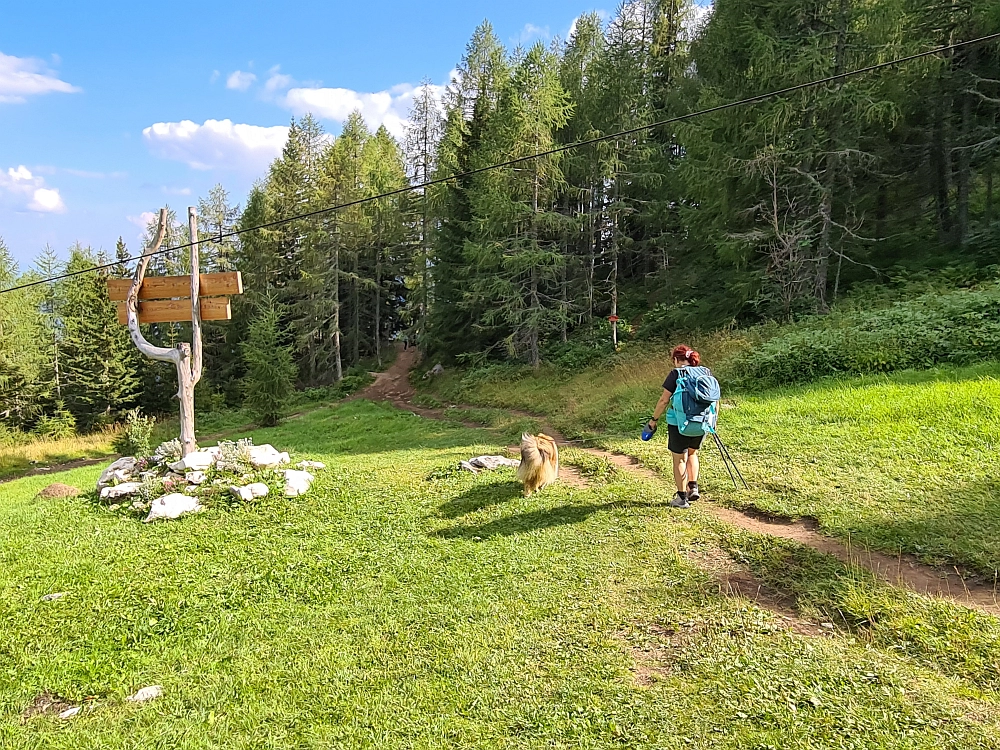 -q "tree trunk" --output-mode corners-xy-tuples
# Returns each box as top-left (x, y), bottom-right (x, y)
(529, 265), (540, 369)
(933, 81), (954, 242)
(987, 164), (994, 224)
(956, 81), (973, 246)
(422, 186), (430, 348)
(815, 186), (834, 313)
(352, 253), (360, 366)
(124, 207), (203, 457)
(332, 230), (343, 383)
(375, 247), (382, 368)
(611, 178), (620, 351)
